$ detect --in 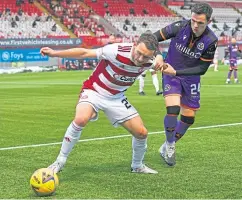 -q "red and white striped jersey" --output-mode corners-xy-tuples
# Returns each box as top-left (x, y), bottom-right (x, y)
(82, 43), (153, 98)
